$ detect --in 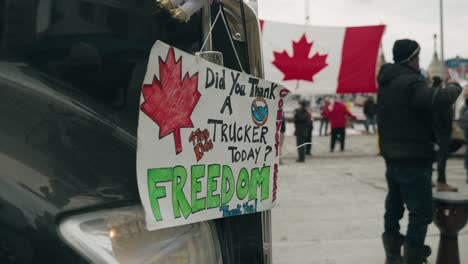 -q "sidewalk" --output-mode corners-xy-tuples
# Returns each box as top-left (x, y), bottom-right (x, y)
(273, 134), (468, 264)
